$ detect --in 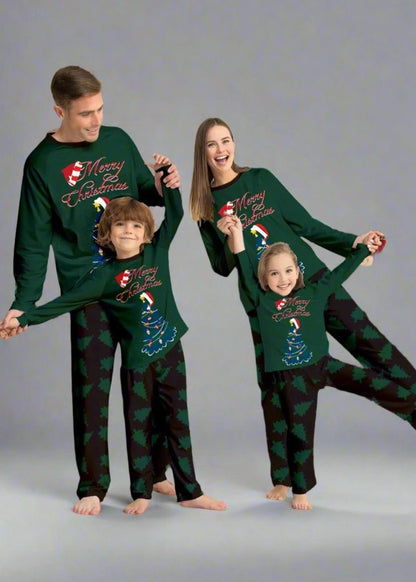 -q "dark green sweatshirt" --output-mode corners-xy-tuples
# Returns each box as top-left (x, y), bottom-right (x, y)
(18, 185), (186, 371)
(13, 126), (163, 311)
(198, 168), (357, 311)
(235, 244), (370, 372)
